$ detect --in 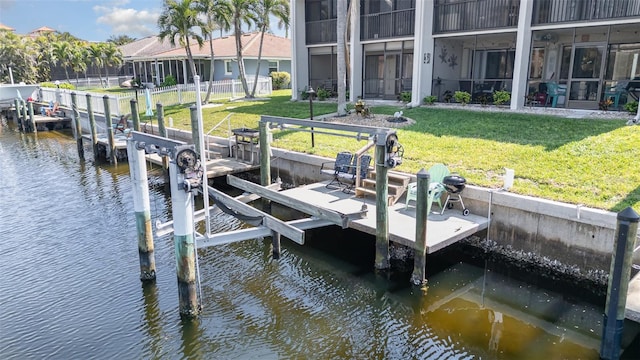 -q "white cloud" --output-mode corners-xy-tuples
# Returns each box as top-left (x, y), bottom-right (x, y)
(94, 1), (161, 38)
